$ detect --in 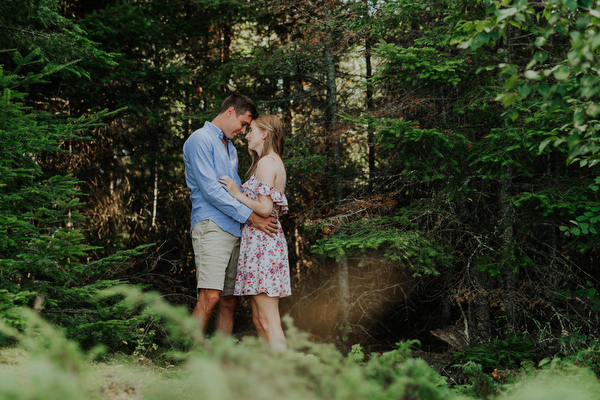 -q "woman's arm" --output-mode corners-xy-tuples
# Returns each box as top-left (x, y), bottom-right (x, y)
(219, 157), (282, 218)
(218, 177), (274, 218)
